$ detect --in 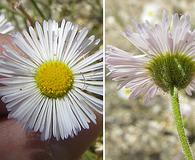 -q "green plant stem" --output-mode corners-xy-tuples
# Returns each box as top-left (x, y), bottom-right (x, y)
(170, 87), (193, 160)
(31, 0), (46, 19)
